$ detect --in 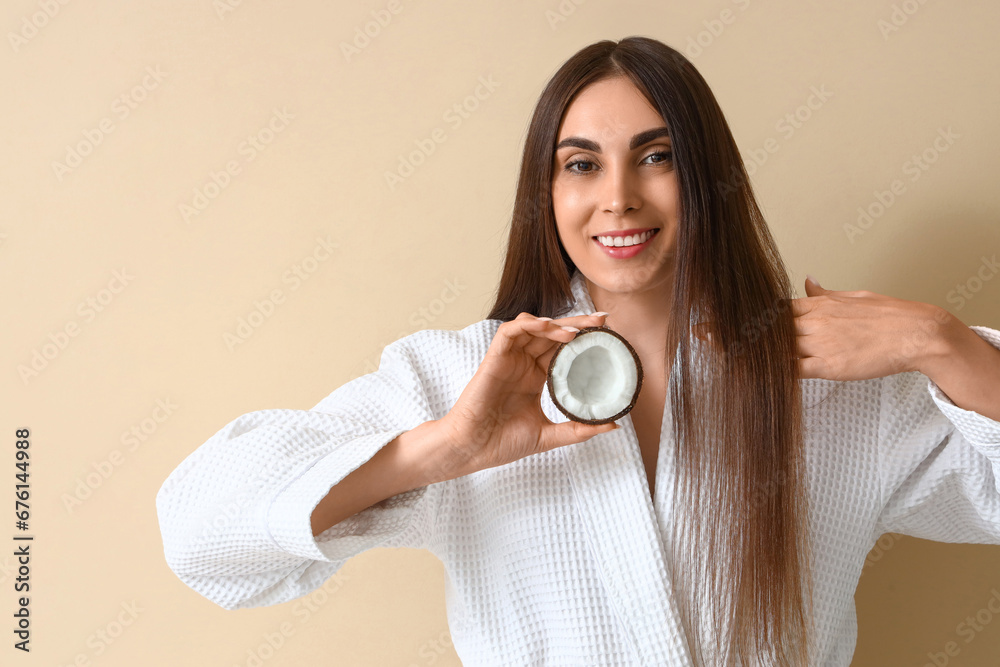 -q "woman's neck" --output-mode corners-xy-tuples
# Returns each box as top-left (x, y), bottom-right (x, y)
(586, 275), (674, 369)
